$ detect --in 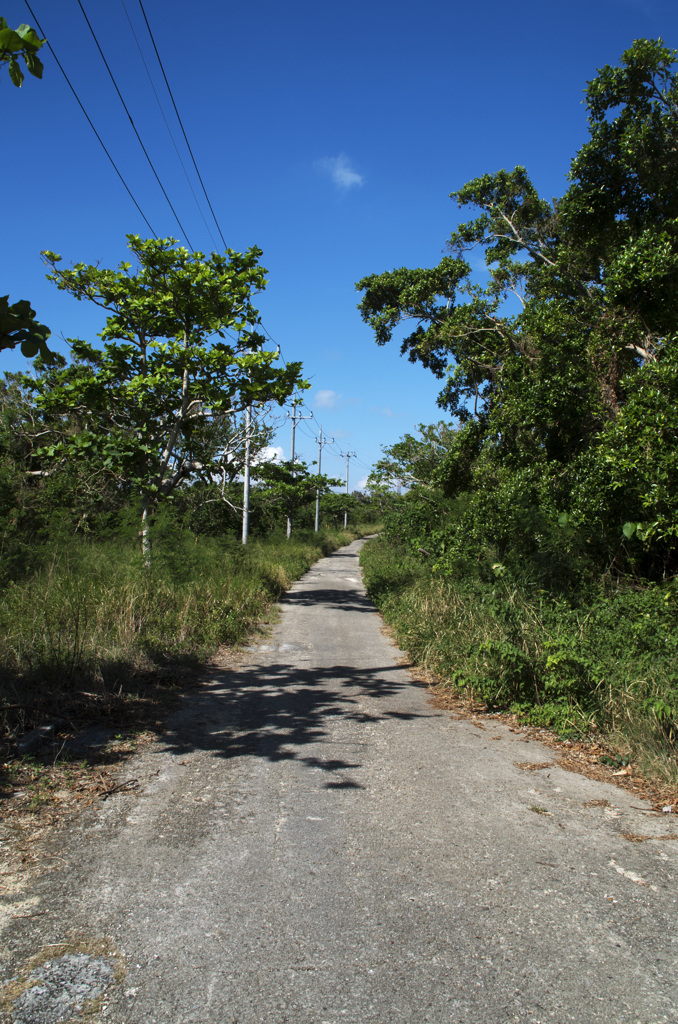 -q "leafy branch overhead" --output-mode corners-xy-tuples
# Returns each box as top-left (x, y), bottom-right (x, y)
(0, 296), (51, 360)
(0, 18), (44, 87)
(0, 18), (51, 360)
